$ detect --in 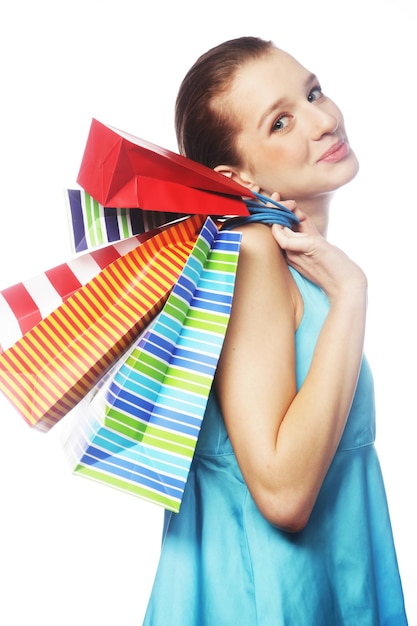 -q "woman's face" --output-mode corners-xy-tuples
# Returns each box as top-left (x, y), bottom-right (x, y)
(221, 48), (359, 203)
